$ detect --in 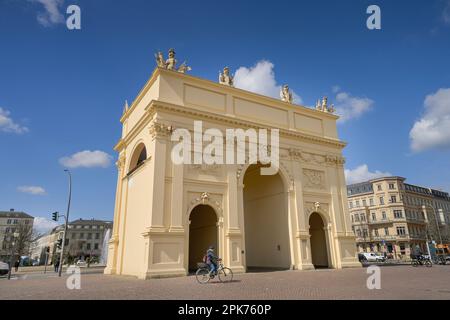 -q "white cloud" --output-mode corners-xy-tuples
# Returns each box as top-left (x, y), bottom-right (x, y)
(0, 107), (29, 134)
(33, 217), (59, 234)
(443, 0), (450, 25)
(17, 186), (47, 195)
(332, 85), (341, 93)
(233, 60), (302, 104)
(410, 88), (450, 152)
(333, 90), (374, 123)
(345, 164), (391, 184)
(59, 150), (113, 168)
(29, 0), (65, 27)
